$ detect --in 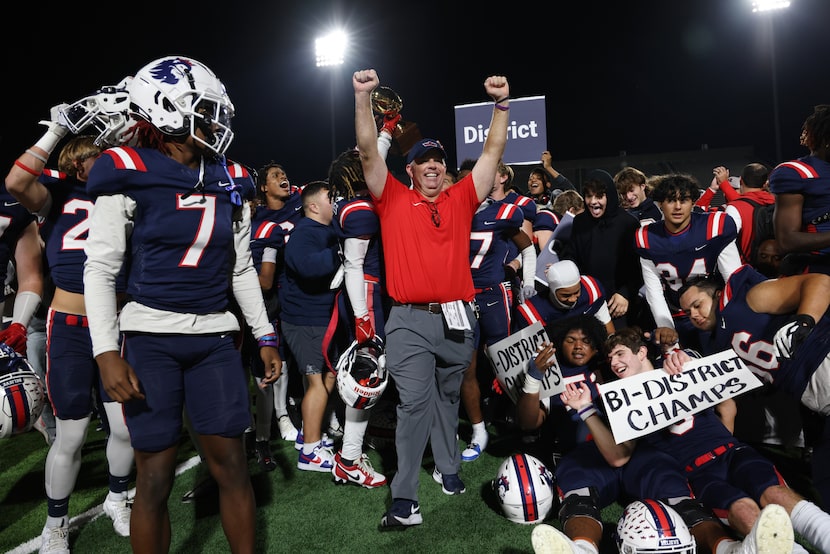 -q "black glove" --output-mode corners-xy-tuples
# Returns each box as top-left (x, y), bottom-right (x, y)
(773, 314), (816, 360)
